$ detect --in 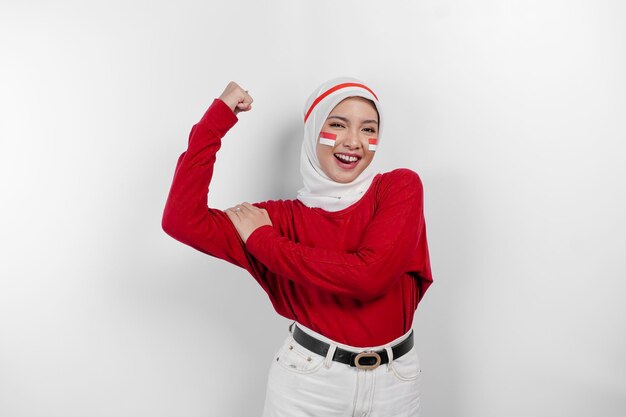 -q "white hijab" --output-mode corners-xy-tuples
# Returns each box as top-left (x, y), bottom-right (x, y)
(296, 77), (383, 212)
